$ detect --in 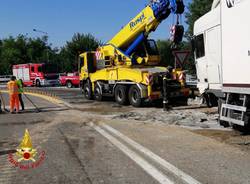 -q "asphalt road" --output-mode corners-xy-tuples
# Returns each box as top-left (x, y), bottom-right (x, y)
(0, 94), (160, 184)
(0, 87), (250, 184)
